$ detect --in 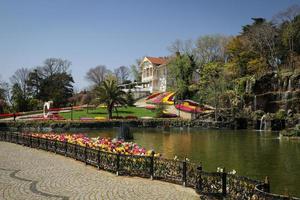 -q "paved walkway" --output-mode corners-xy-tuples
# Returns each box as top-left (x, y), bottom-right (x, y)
(0, 142), (198, 200)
